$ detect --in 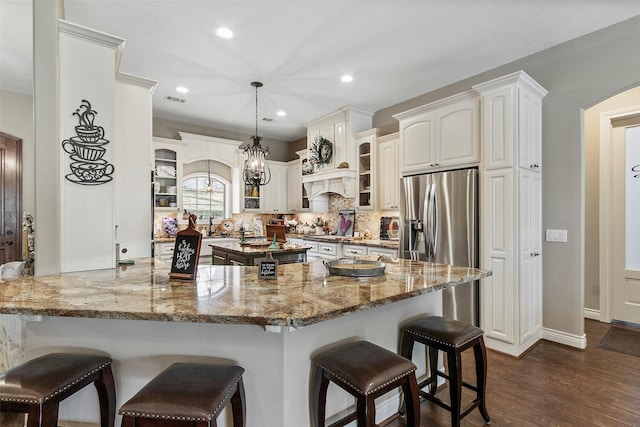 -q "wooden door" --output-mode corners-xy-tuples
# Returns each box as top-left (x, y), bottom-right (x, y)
(0, 132), (22, 265)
